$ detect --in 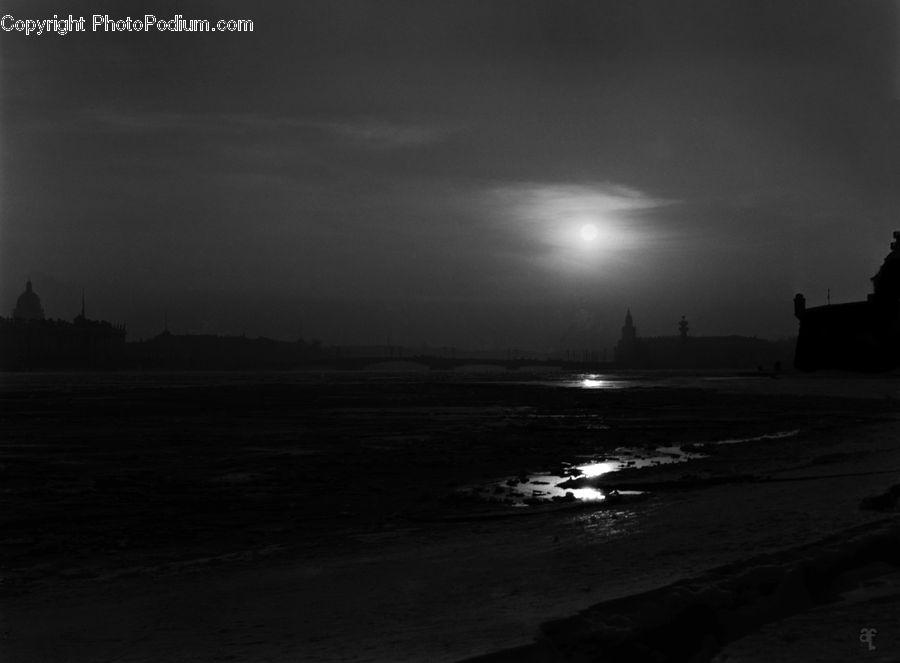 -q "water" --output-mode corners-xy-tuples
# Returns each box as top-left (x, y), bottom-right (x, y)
(471, 444), (701, 507)
(4, 366), (898, 396)
(467, 428), (801, 508)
